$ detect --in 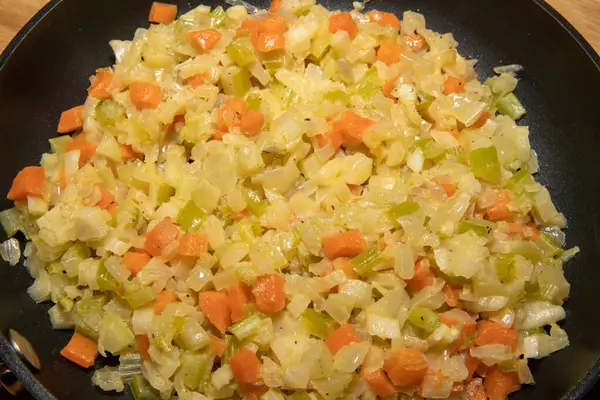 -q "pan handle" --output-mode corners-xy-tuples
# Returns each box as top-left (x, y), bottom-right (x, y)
(0, 329), (41, 396)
